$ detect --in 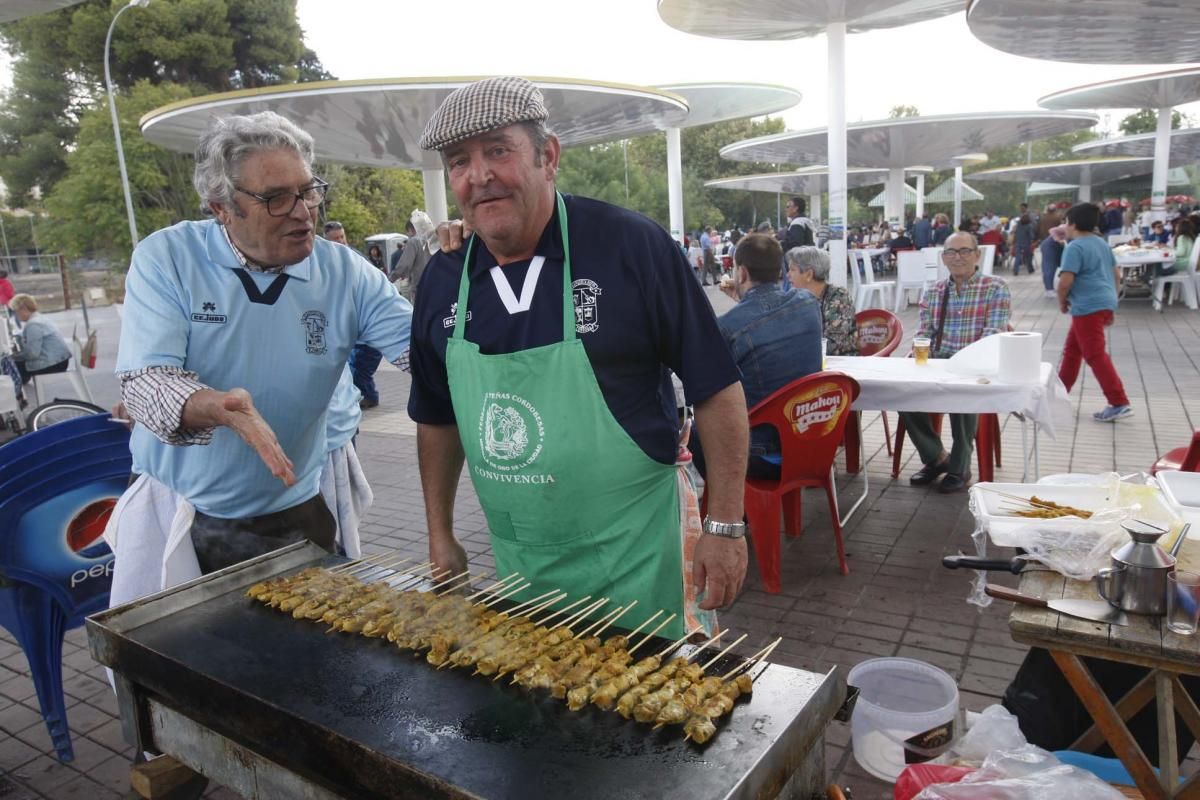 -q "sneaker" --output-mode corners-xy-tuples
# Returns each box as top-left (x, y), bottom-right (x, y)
(1044, 290), (1057, 298)
(1093, 405), (1133, 422)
